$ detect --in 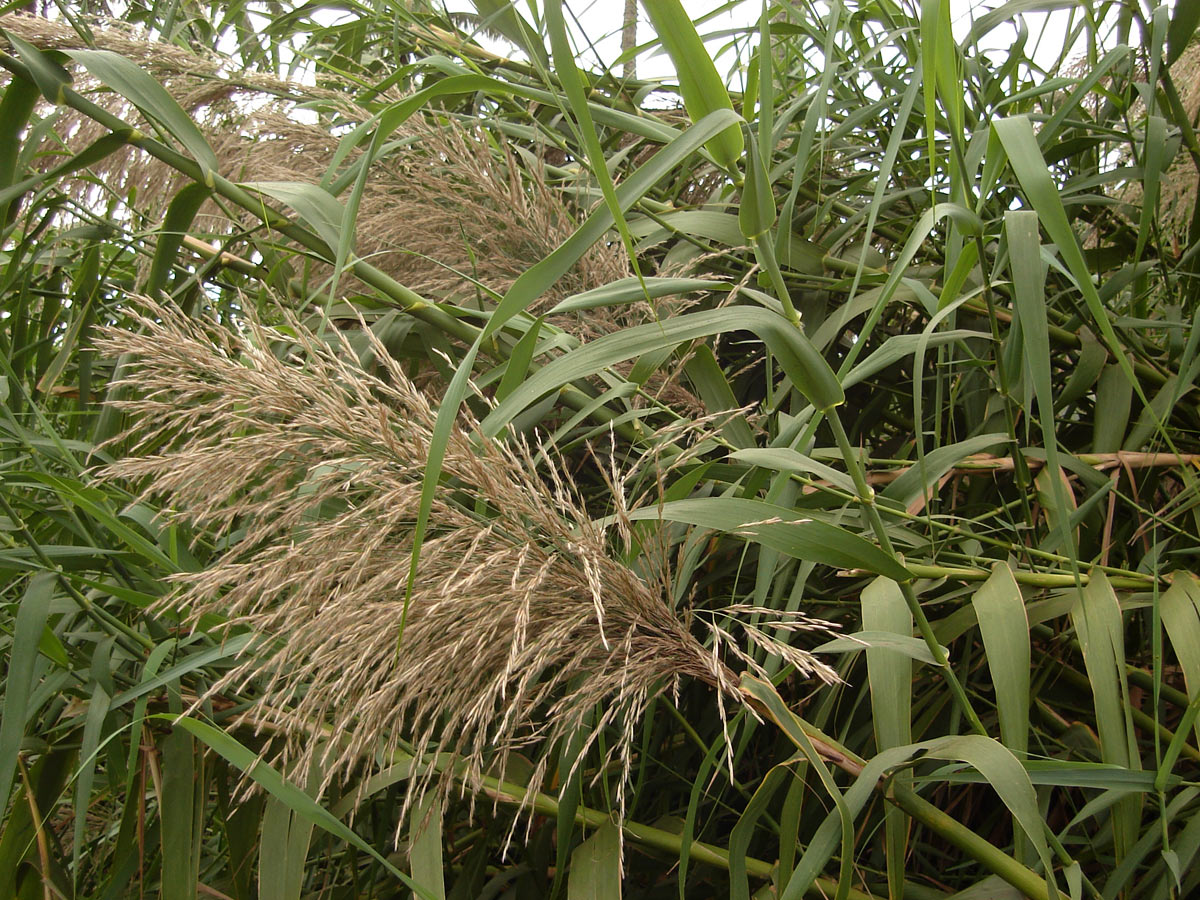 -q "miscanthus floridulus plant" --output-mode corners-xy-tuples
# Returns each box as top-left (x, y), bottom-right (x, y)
(3, 1), (1200, 899)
